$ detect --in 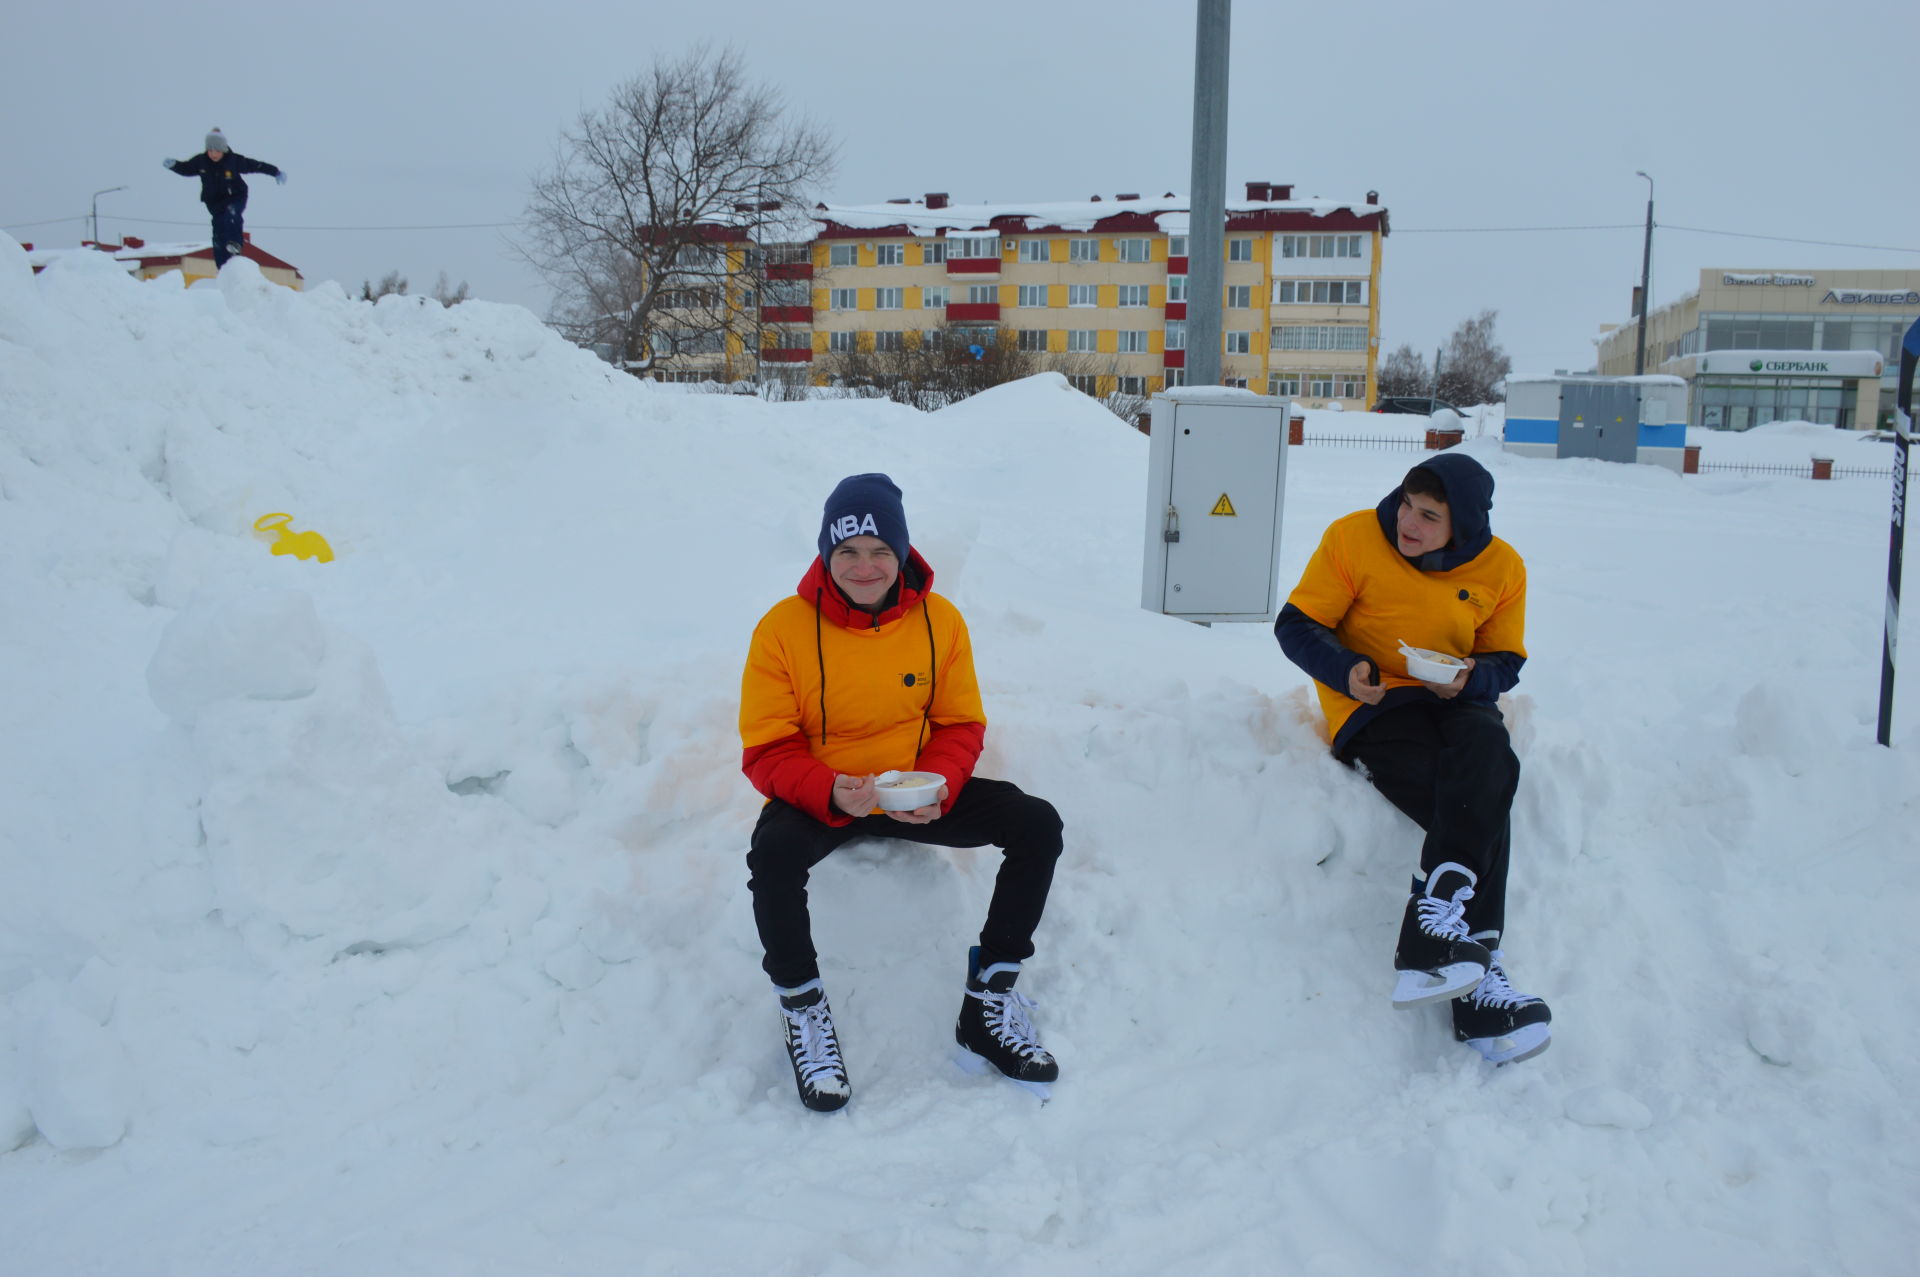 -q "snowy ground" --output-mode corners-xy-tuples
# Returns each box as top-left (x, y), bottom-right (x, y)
(3, 236), (1917, 1275)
